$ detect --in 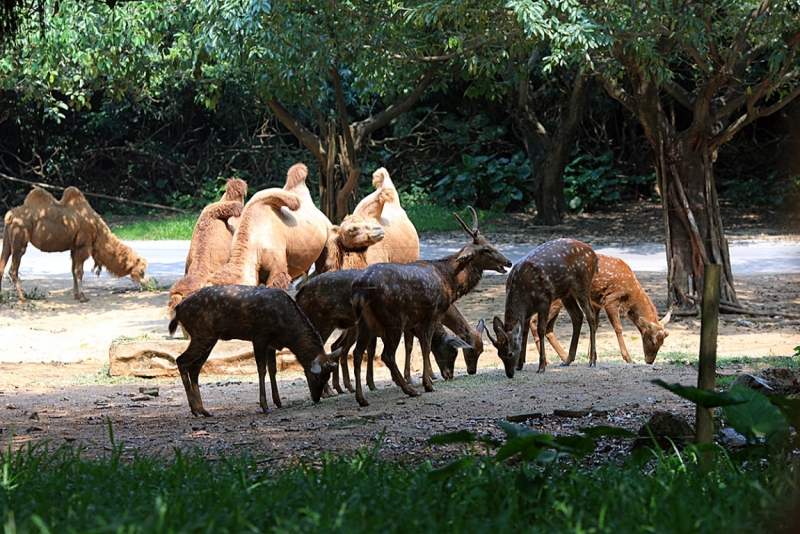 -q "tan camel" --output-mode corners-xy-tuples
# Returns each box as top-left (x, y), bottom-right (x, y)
(184, 178), (247, 274)
(169, 178), (248, 312)
(314, 214), (386, 273)
(352, 167), (420, 264)
(208, 163), (332, 289)
(1, 187), (148, 303)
